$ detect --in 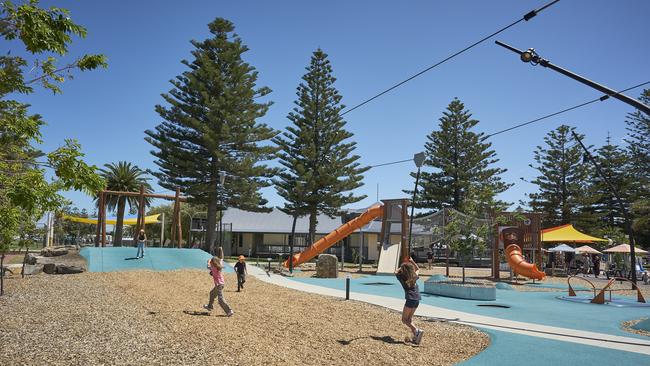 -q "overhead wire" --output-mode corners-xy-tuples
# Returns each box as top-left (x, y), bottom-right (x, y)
(363, 79), (650, 169)
(340, 0), (562, 116)
(486, 80), (650, 138)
